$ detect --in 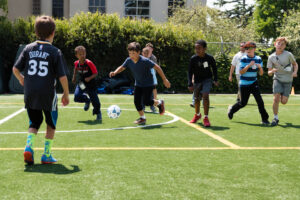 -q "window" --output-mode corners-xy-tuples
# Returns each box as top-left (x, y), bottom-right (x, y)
(168, 0), (185, 17)
(89, 0), (106, 13)
(125, 0), (150, 19)
(32, 0), (41, 15)
(52, 0), (64, 18)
